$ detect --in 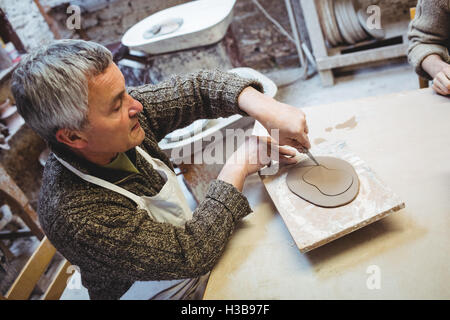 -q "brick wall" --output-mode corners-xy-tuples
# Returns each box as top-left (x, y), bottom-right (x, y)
(0, 0), (54, 51)
(0, 0), (301, 71)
